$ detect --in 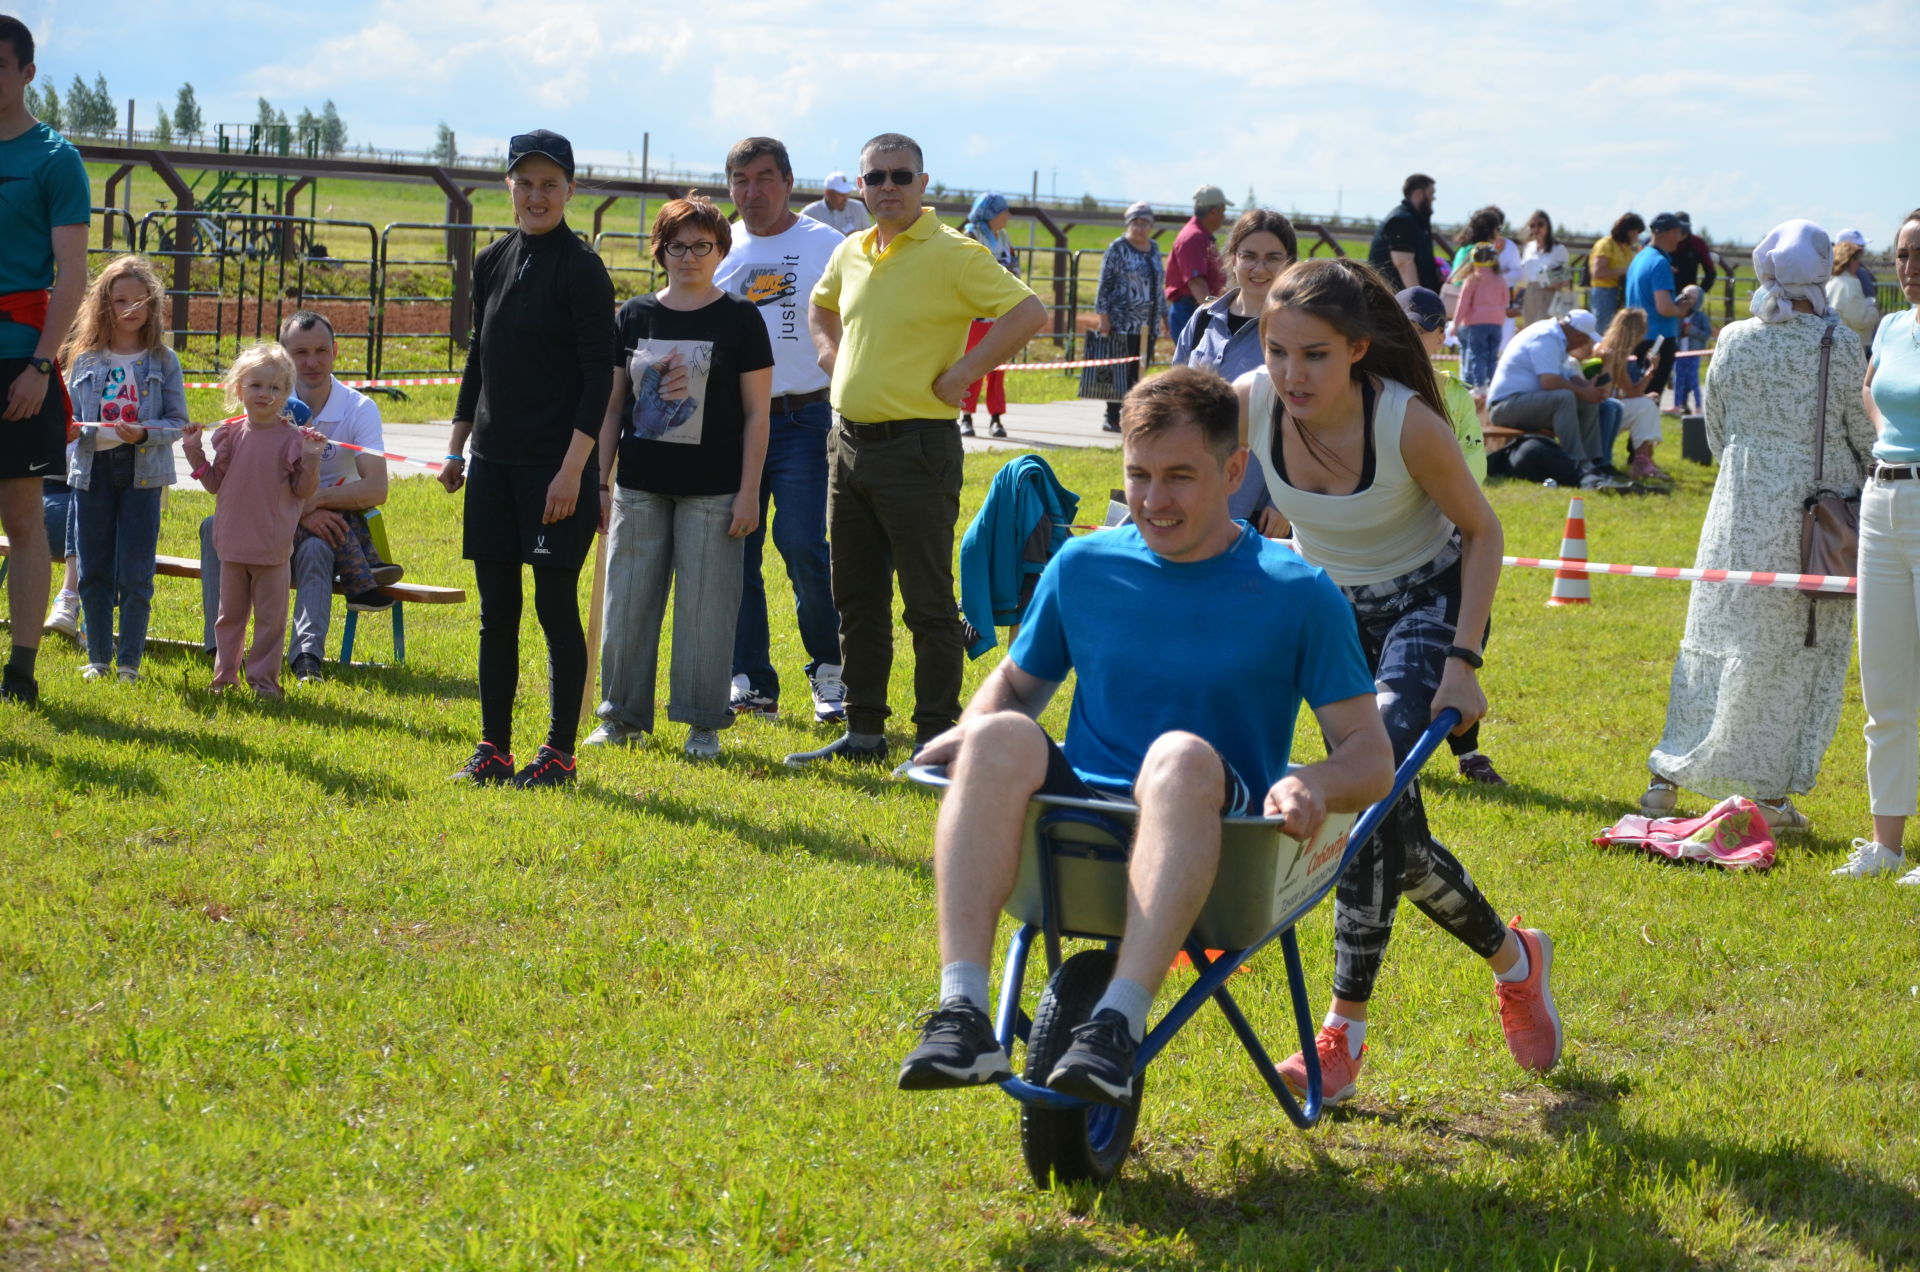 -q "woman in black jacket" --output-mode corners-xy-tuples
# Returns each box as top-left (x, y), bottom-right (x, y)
(440, 130), (614, 789)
